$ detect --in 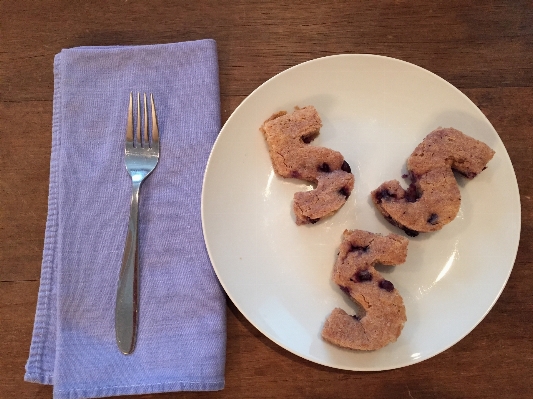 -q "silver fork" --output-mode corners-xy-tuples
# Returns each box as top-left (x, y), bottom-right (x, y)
(115, 92), (160, 354)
